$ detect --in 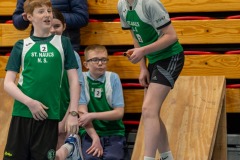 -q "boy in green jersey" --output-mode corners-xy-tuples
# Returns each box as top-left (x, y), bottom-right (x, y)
(118, 0), (185, 160)
(56, 45), (127, 160)
(3, 0), (80, 159)
(78, 45), (126, 160)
